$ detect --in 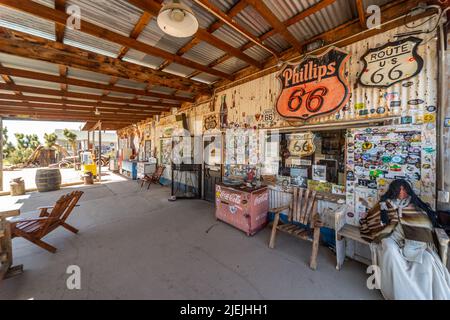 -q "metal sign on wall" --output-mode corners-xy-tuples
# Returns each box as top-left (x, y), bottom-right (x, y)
(287, 132), (316, 157)
(275, 47), (351, 121)
(359, 37), (424, 88)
